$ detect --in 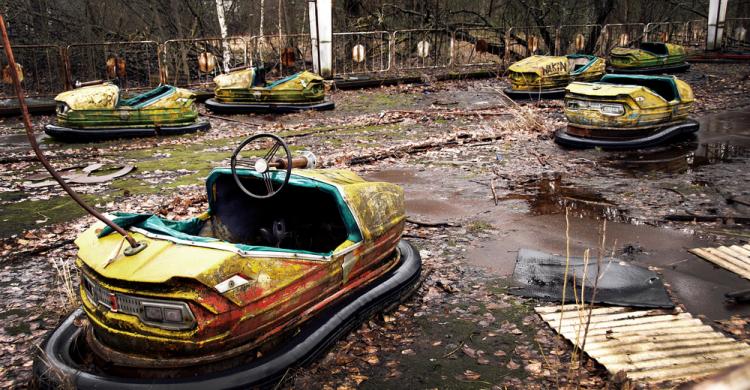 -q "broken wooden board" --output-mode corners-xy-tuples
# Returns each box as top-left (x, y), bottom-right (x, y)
(535, 305), (750, 385)
(689, 245), (750, 280)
